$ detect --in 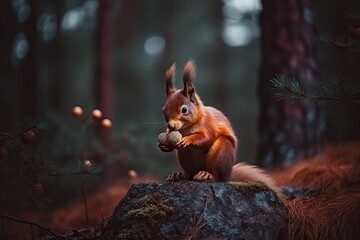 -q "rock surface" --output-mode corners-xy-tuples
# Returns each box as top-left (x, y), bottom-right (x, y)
(101, 181), (286, 240)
